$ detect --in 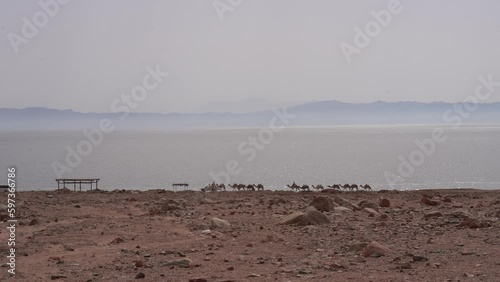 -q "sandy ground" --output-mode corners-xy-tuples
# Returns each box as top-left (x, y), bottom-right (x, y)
(1, 188), (499, 282)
